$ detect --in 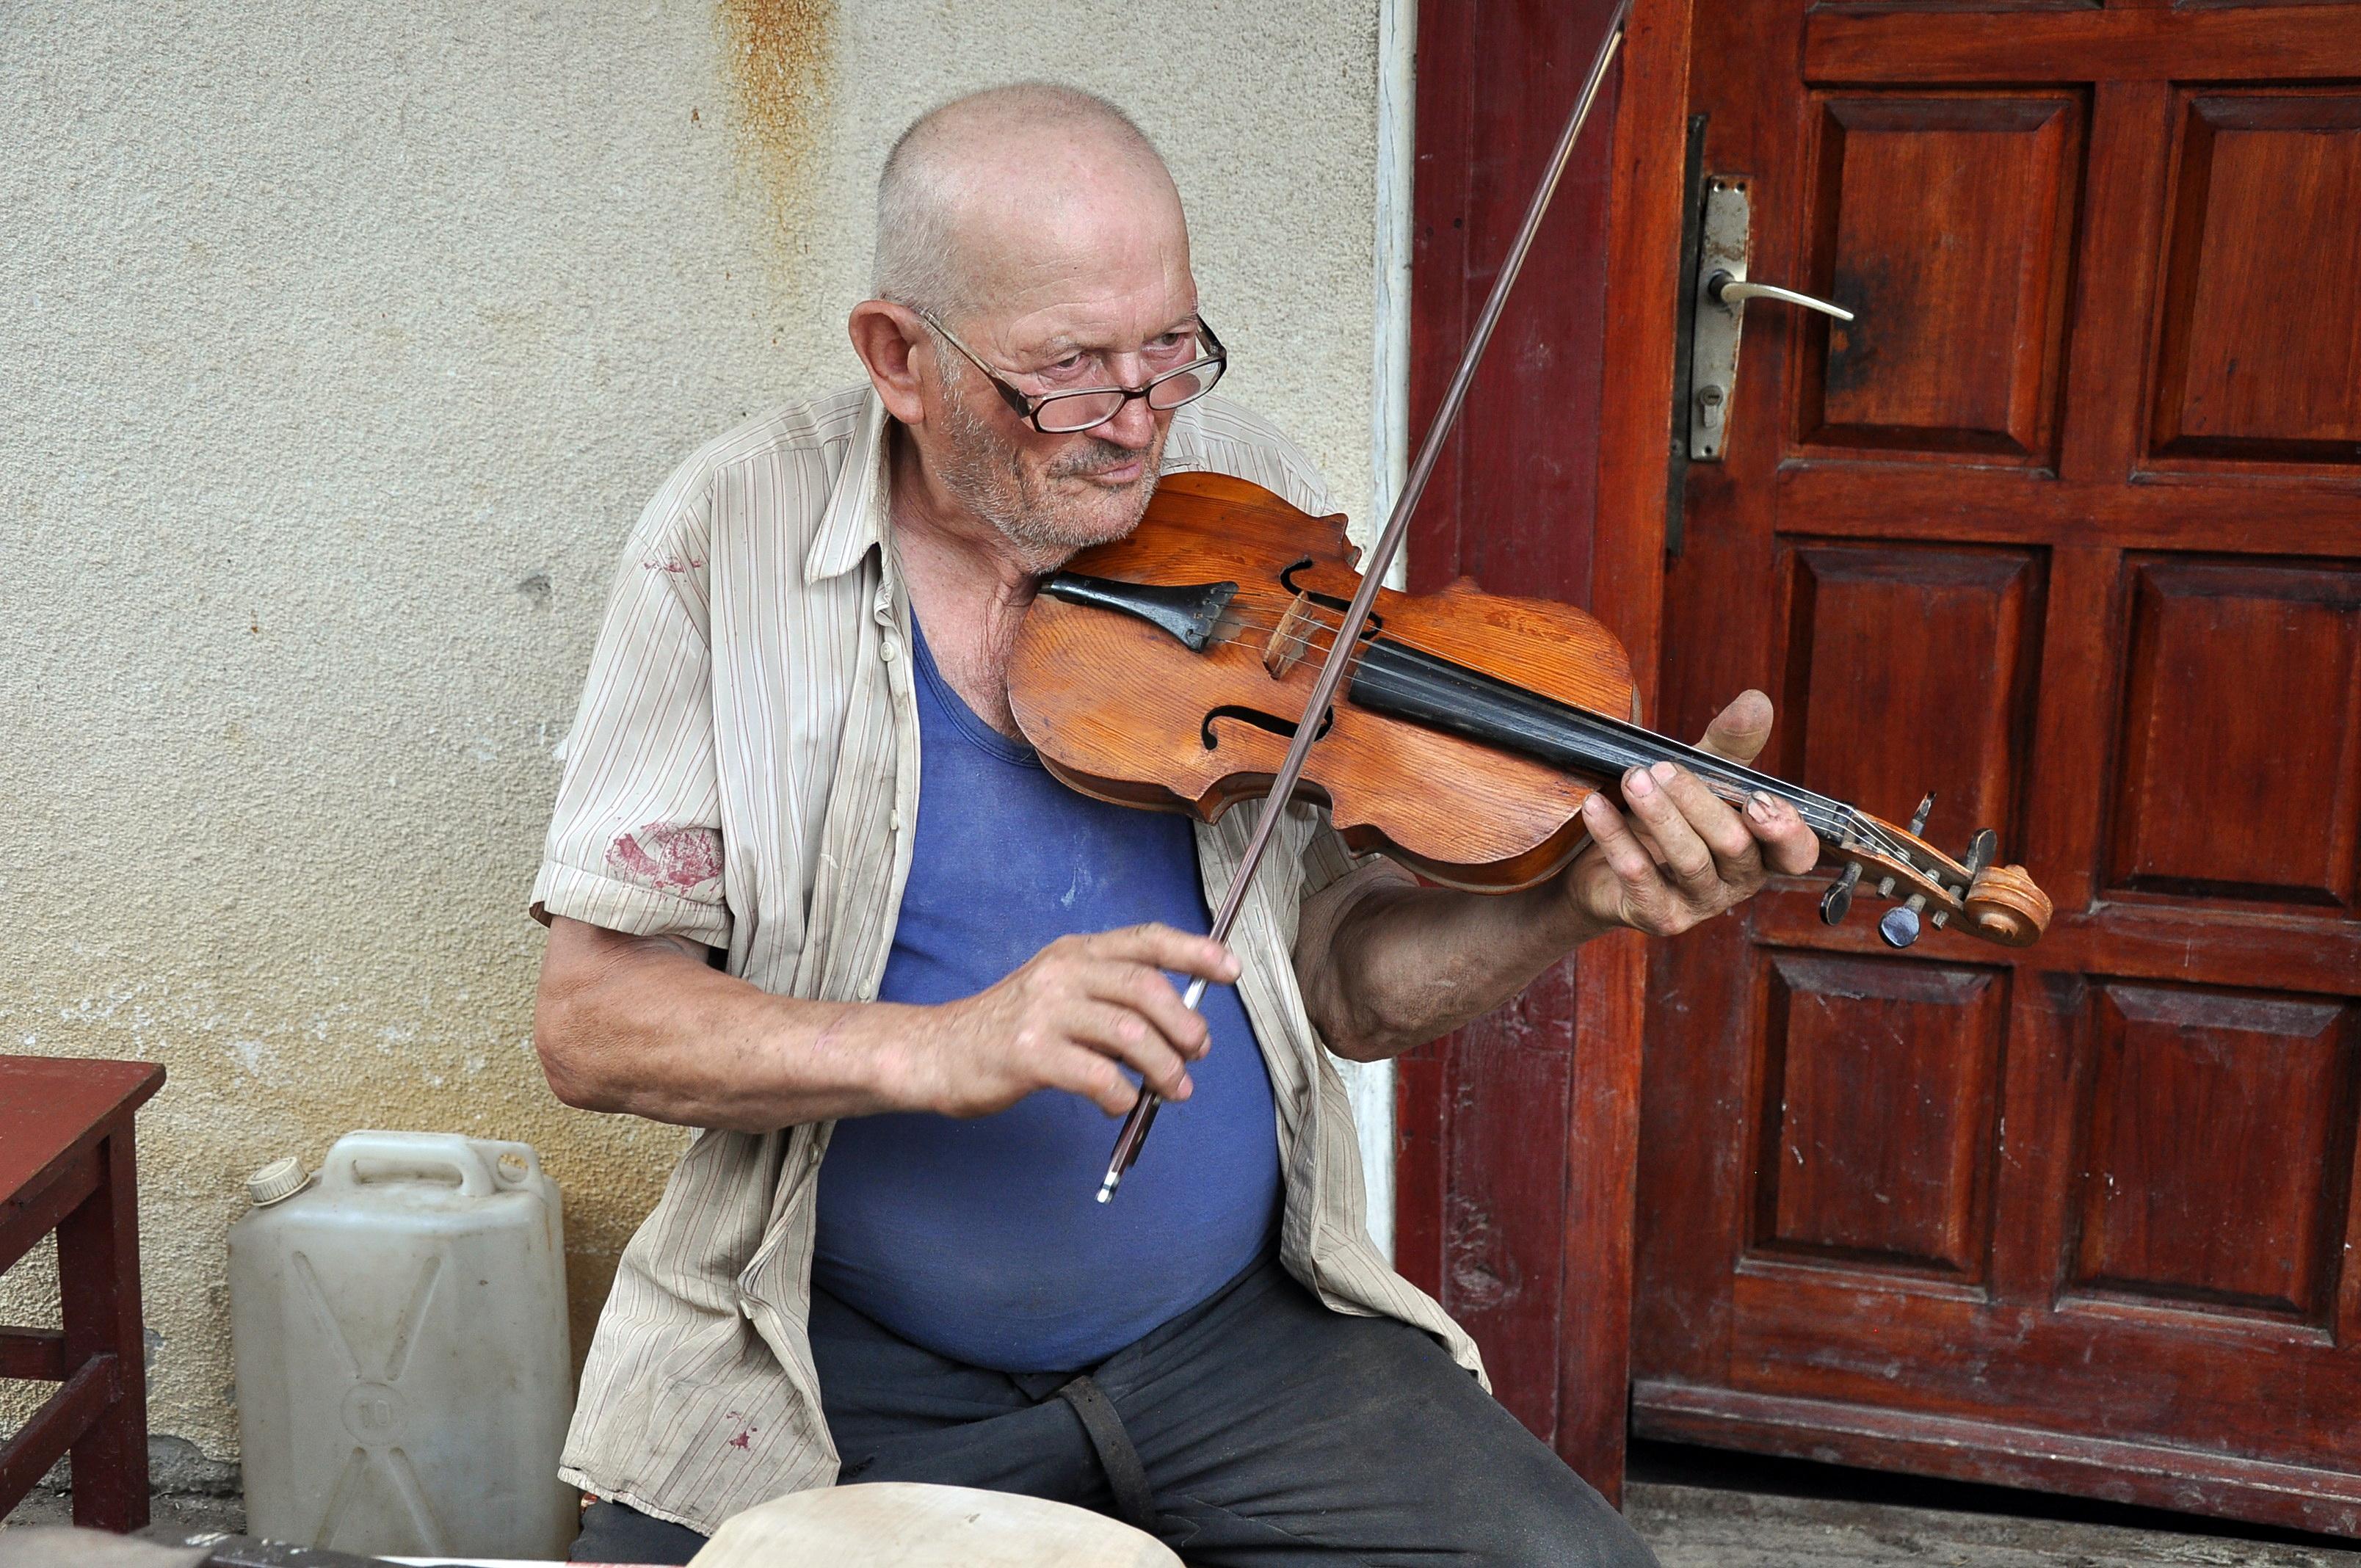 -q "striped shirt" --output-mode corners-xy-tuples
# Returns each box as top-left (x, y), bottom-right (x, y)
(531, 386), (1483, 1535)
